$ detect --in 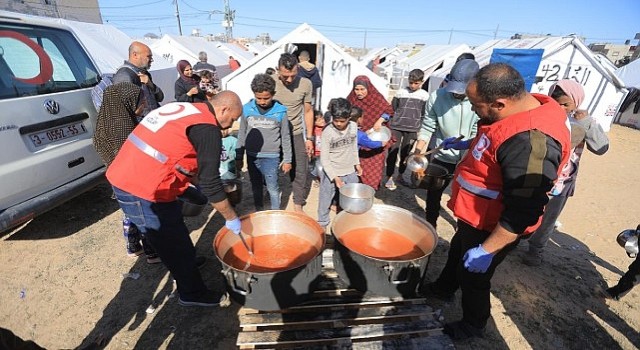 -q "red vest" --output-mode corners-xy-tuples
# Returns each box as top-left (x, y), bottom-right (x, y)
(107, 102), (218, 202)
(447, 94), (571, 234)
